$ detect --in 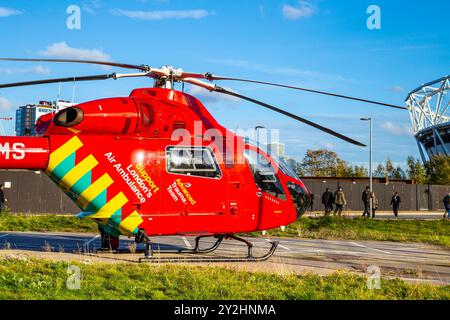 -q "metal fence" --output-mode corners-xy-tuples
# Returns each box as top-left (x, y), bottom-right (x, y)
(302, 178), (450, 212)
(0, 170), (449, 214)
(0, 170), (78, 214)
